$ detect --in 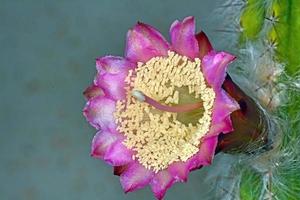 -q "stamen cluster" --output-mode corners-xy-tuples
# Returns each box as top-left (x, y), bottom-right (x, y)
(115, 51), (215, 172)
